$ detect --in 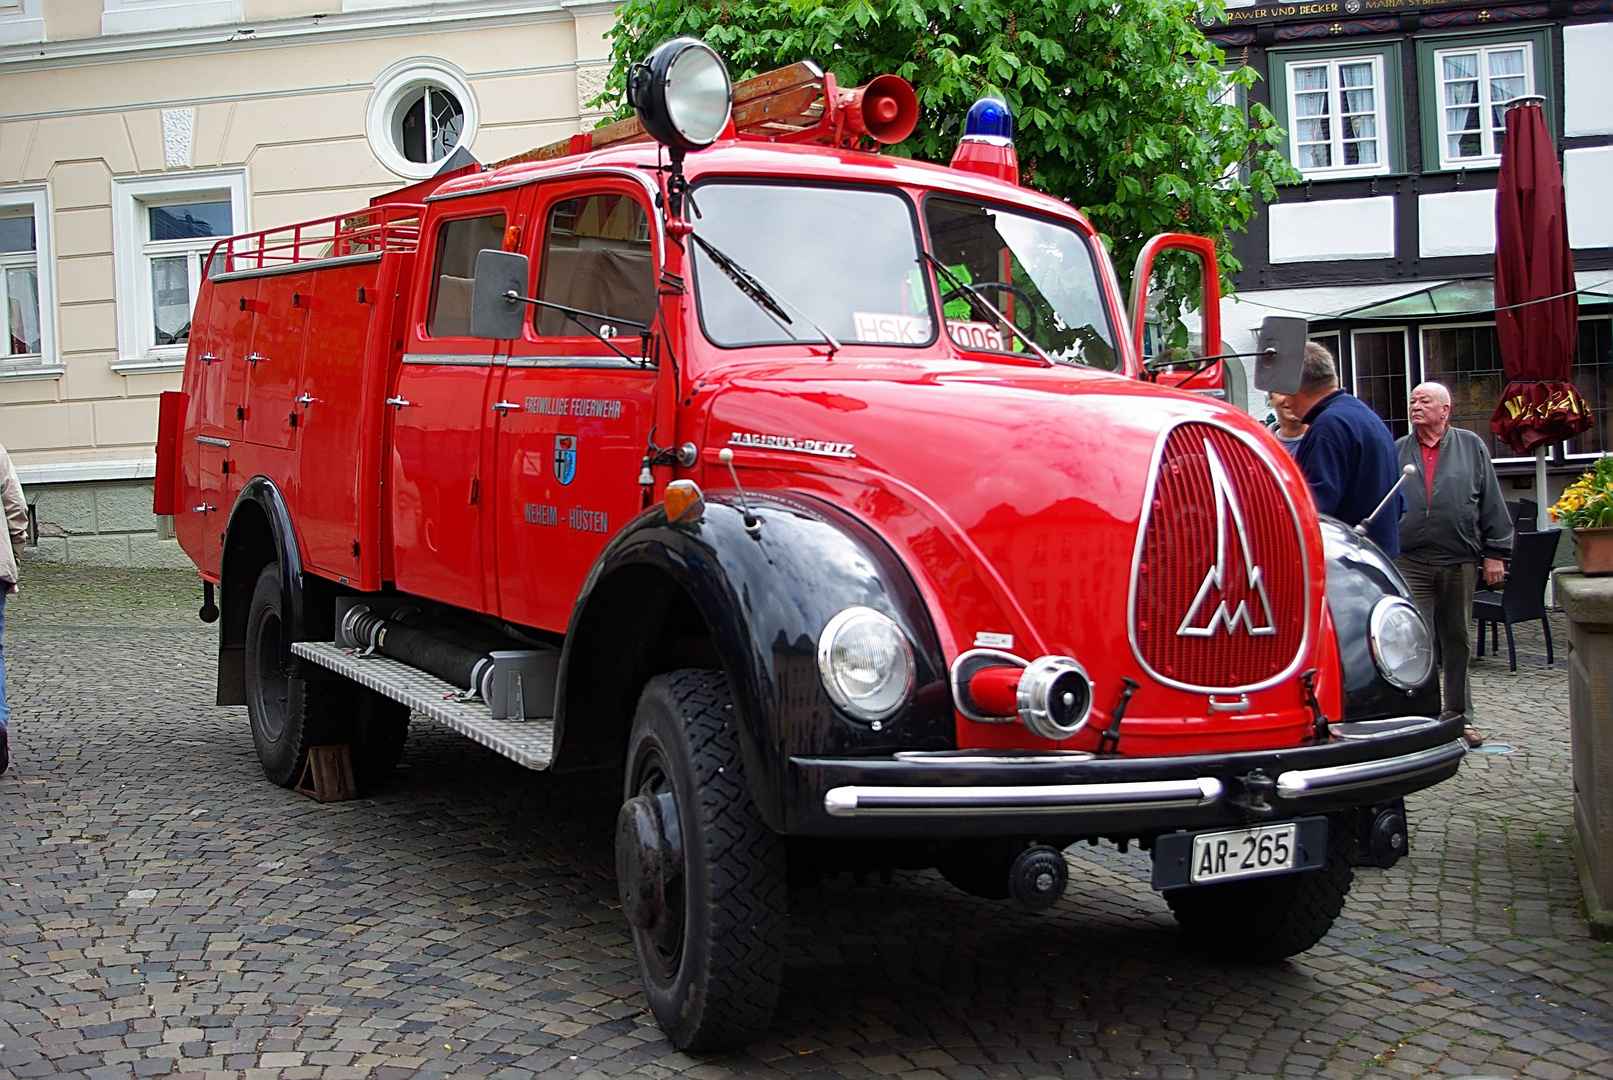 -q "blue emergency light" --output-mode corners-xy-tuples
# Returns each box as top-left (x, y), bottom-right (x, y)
(963, 97), (1014, 145)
